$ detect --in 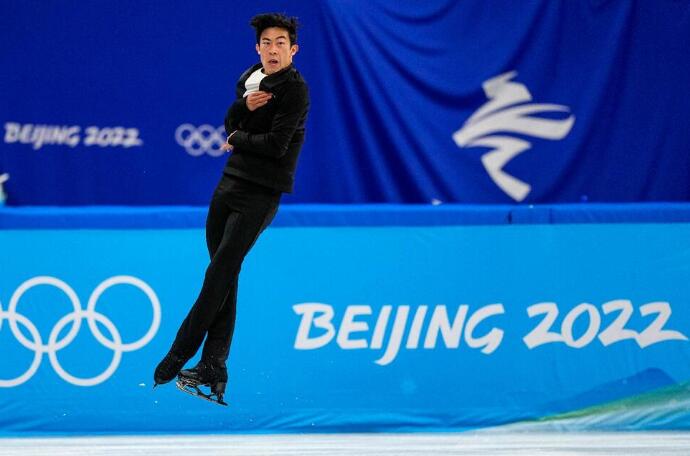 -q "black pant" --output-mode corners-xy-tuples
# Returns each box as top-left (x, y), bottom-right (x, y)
(170, 173), (281, 364)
